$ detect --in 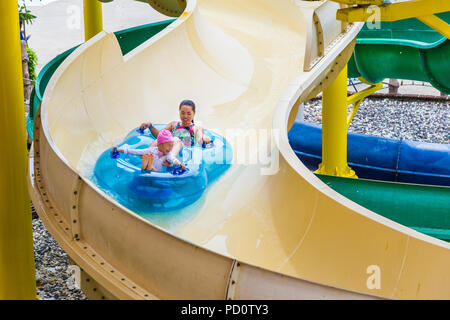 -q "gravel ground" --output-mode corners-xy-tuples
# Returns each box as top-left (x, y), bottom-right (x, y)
(302, 97), (449, 144)
(31, 95), (448, 300)
(32, 205), (87, 300)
